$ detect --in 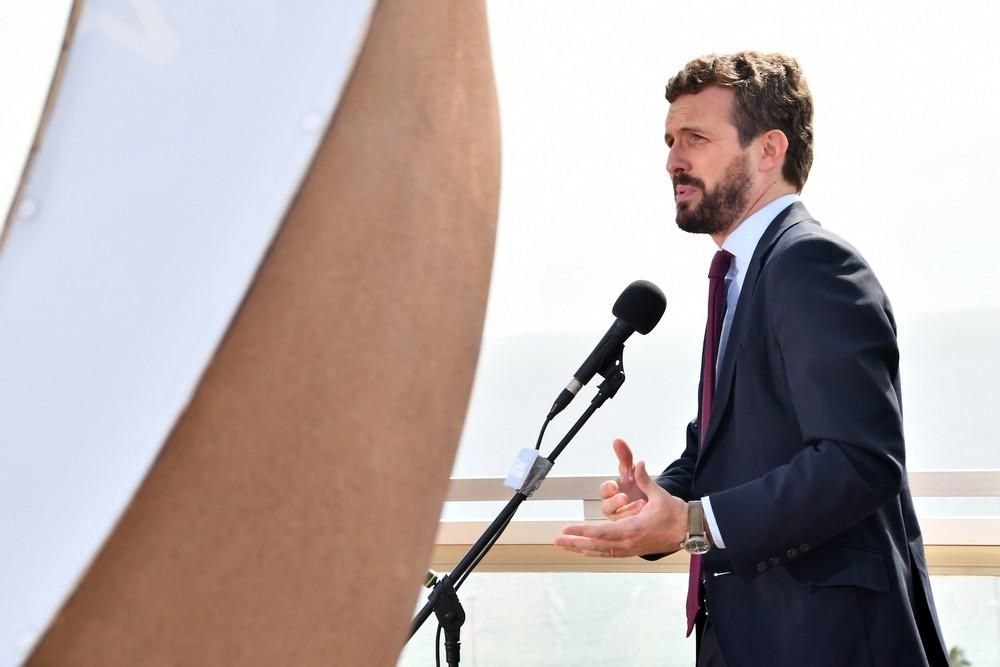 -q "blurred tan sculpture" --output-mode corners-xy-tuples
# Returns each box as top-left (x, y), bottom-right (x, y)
(22, 0), (499, 665)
